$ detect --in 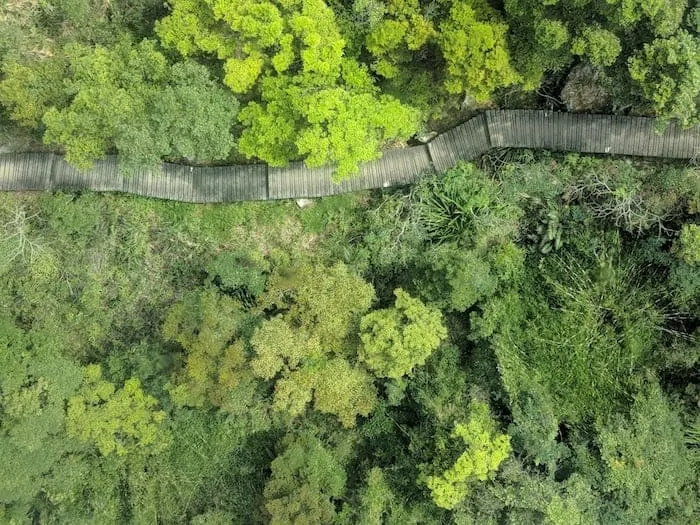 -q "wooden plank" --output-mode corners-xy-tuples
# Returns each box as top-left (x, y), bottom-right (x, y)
(1, 113), (698, 203)
(557, 112), (566, 151)
(537, 110), (546, 150)
(631, 117), (644, 157)
(485, 111), (498, 147)
(685, 126), (700, 159)
(560, 112), (569, 152)
(622, 116), (634, 156)
(638, 117), (650, 157)
(676, 123), (690, 159)
(667, 121), (678, 158)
